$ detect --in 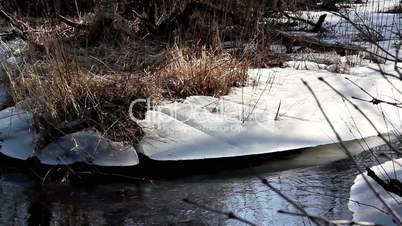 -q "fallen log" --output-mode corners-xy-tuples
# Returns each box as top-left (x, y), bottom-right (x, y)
(275, 30), (363, 55)
(280, 11), (327, 33)
(275, 31), (393, 62)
